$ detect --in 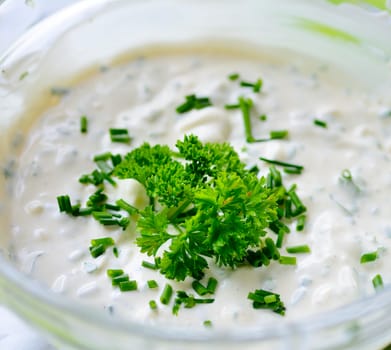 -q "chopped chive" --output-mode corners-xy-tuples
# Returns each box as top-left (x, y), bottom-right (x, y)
(107, 269), (124, 278)
(93, 152), (112, 162)
(239, 96), (255, 143)
(176, 94), (212, 114)
(372, 274), (384, 291)
(248, 289), (285, 315)
(109, 128), (131, 143)
(80, 115), (88, 133)
(89, 244), (106, 258)
(203, 320), (213, 327)
(119, 280), (138, 292)
(269, 166), (282, 187)
(314, 119), (327, 128)
(192, 280), (209, 296)
(286, 245), (311, 254)
(296, 215), (306, 231)
(259, 157), (304, 171)
(113, 246), (119, 258)
(105, 203), (120, 211)
(283, 167), (302, 175)
(57, 195), (73, 213)
(91, 237), (115, 247)
(142, 260), (158, 270)
(224, 104), (240, 110)
(360, 251), (378, 264)
(87, 189), (107, 208)
(259, 114), (267, 121)
(228, 73), (240, 81)
(270, 130), (289, 140)
(92, 211), (113, 220)
(147, 280), (158, 289)
(240, 79), (263, 93)
(116, 199), (138, 214)
(149, 300), (158, 310)
(160, 284), (173, 305)
(76, 207), (93, 216)
(111, 154), (122, 167)
(279, 256), (297, 265)
(264, 294), (277, 304)
(112, 274), (129, 286)
(276, 230), (285, 248)
(289, 191), (307, 216)
(96, 160), (112, 174)
(206, 277), (218, 294)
